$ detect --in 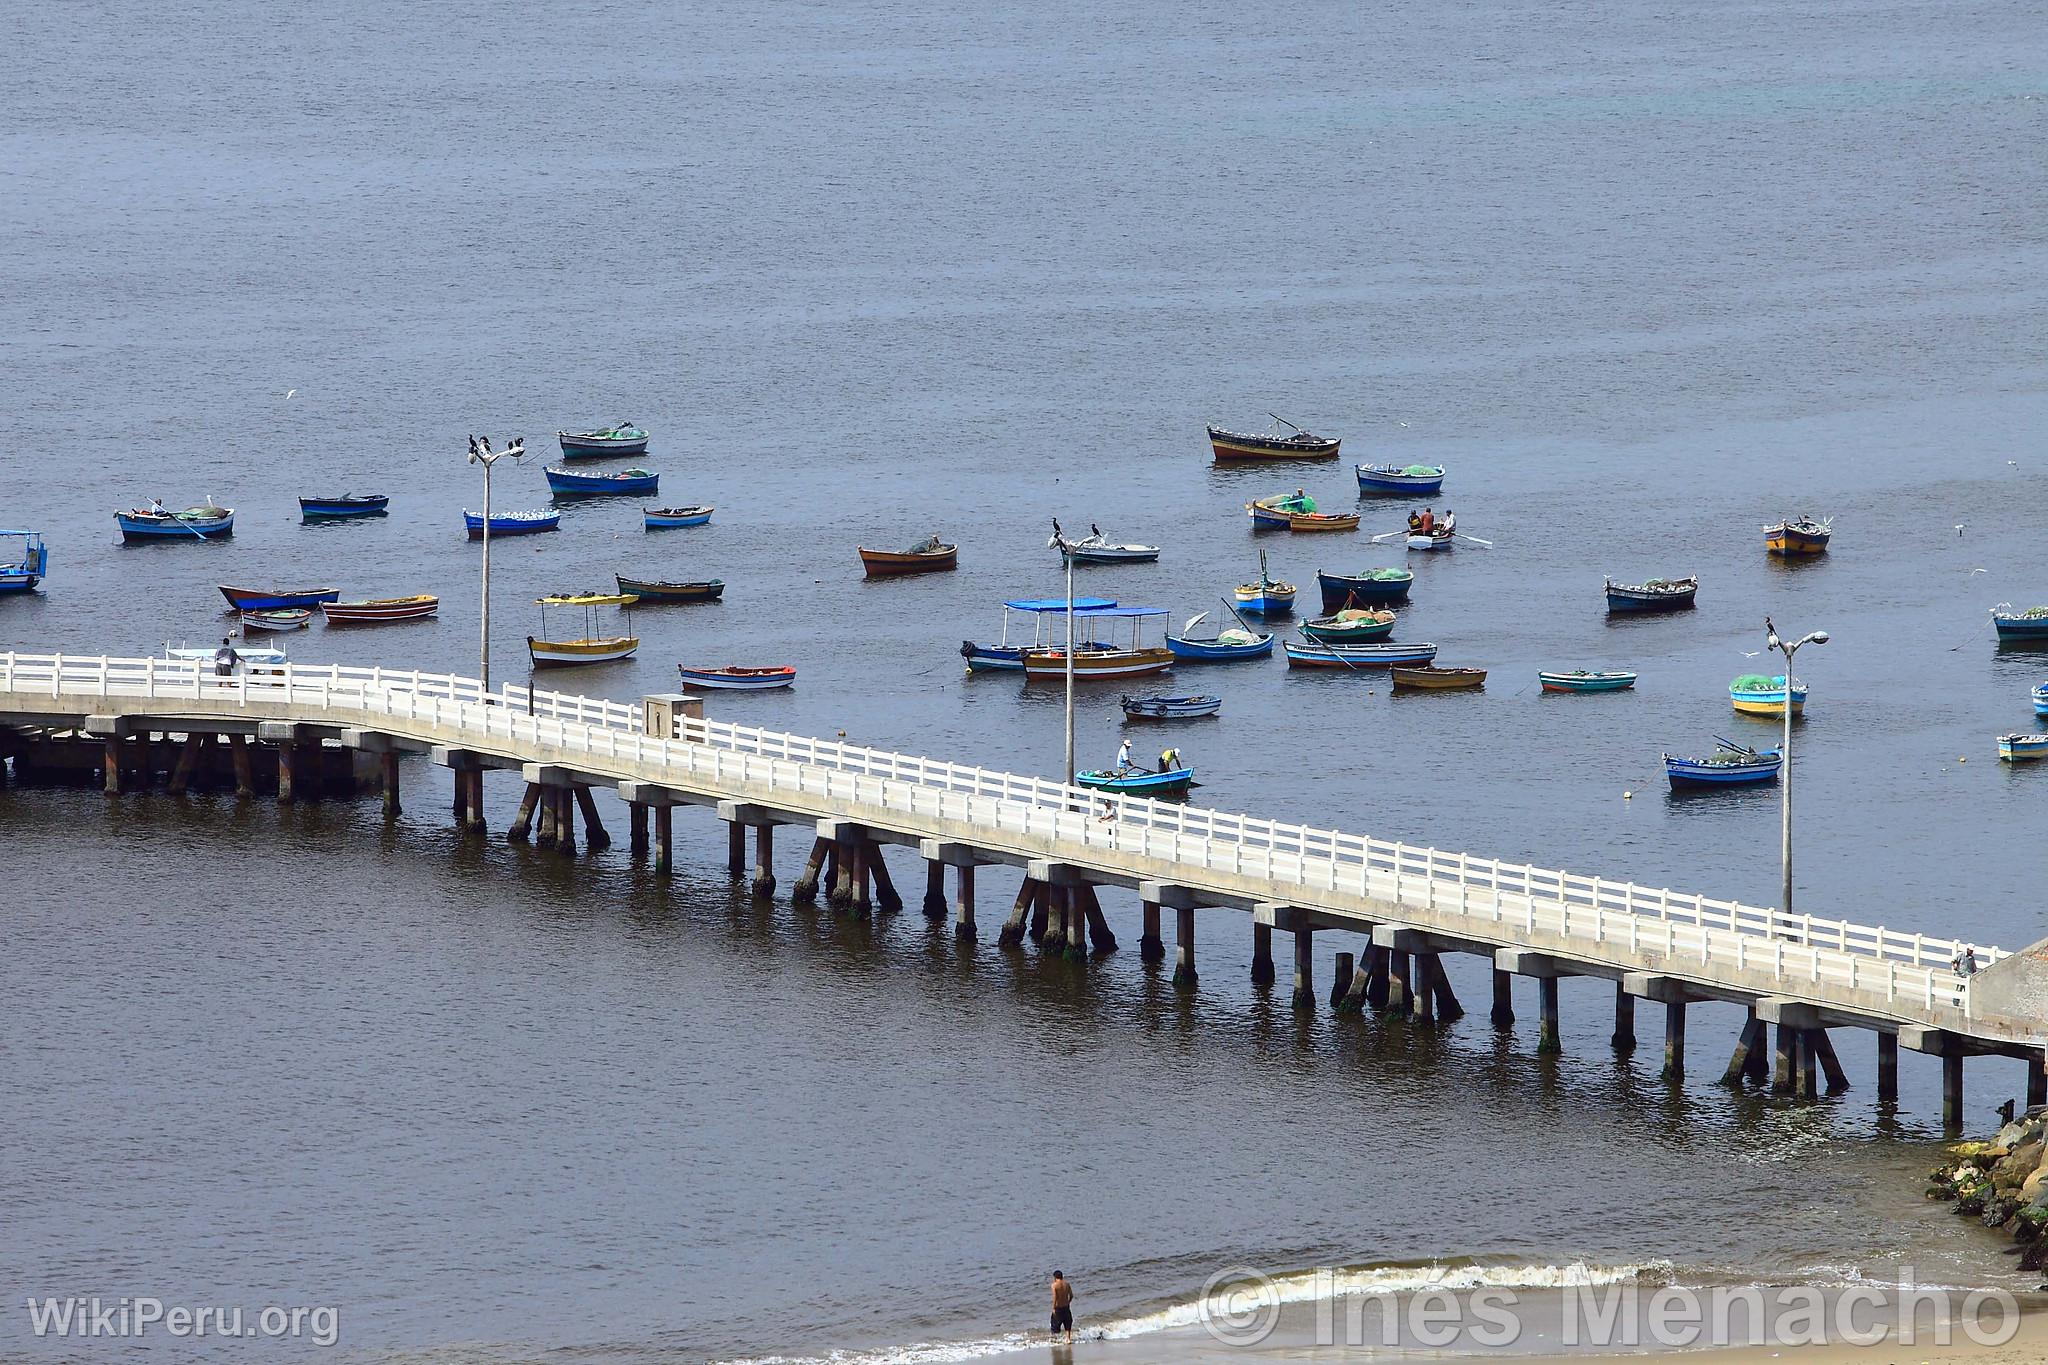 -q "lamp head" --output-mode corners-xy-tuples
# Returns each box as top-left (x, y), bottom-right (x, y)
(1807, 630), (1830, 645)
